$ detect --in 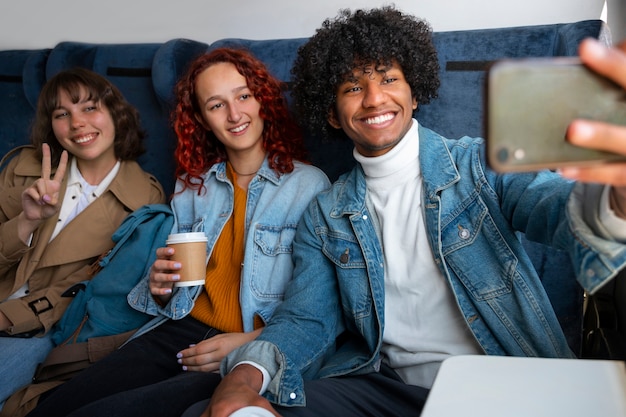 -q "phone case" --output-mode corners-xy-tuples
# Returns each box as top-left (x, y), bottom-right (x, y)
(486, 57), (626, 172)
